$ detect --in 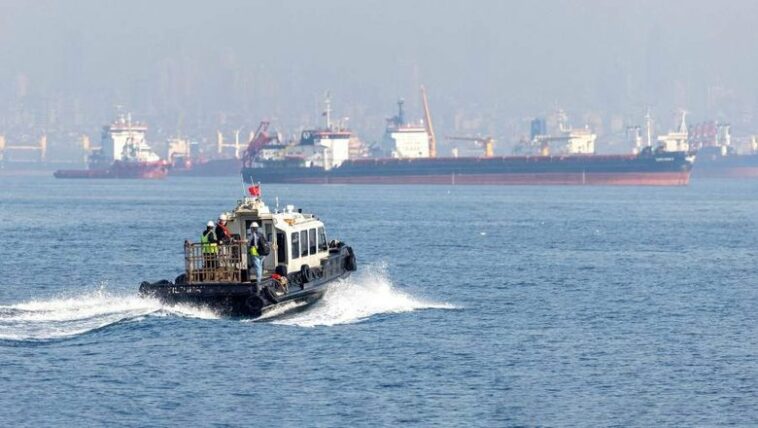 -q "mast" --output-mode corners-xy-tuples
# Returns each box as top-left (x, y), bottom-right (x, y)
(324, 92), (332, 130)
(420, 85), (437, 158)
(397, 99), (405, 125)
(645, 110), (653, 147)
